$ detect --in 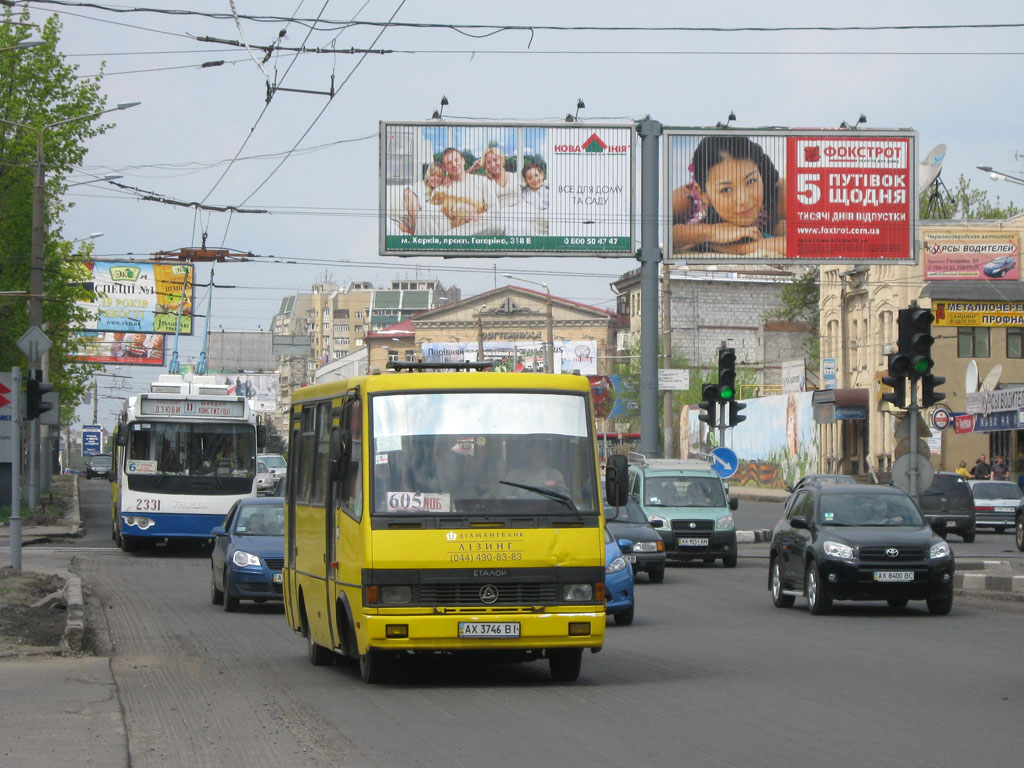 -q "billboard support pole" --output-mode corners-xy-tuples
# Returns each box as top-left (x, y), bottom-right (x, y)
(637, 118), (663, 458)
